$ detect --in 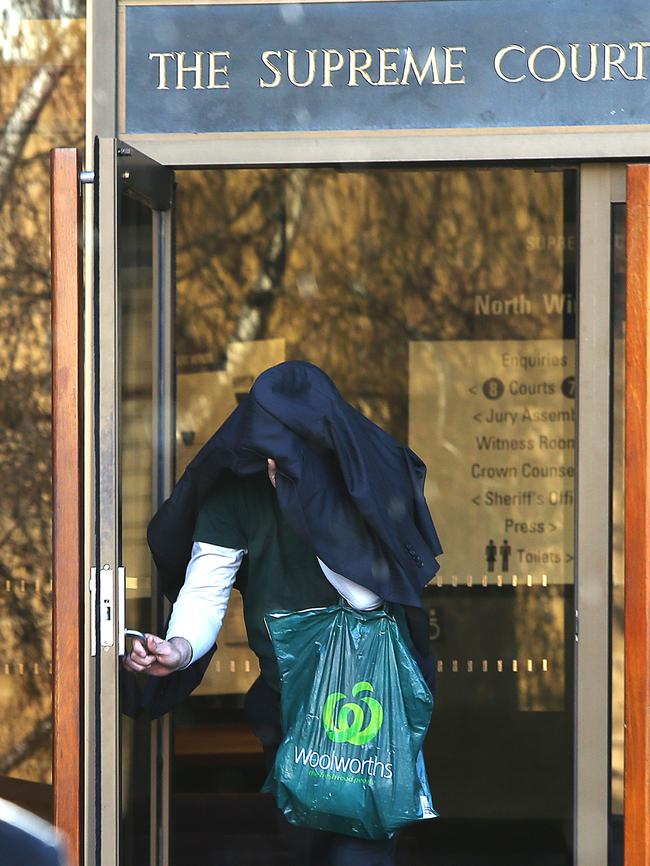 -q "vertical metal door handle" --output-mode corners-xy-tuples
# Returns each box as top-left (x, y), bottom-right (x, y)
(118, 566), (126, 657)
(99, 565), (114, 649)
(89, 567), (97, 657)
